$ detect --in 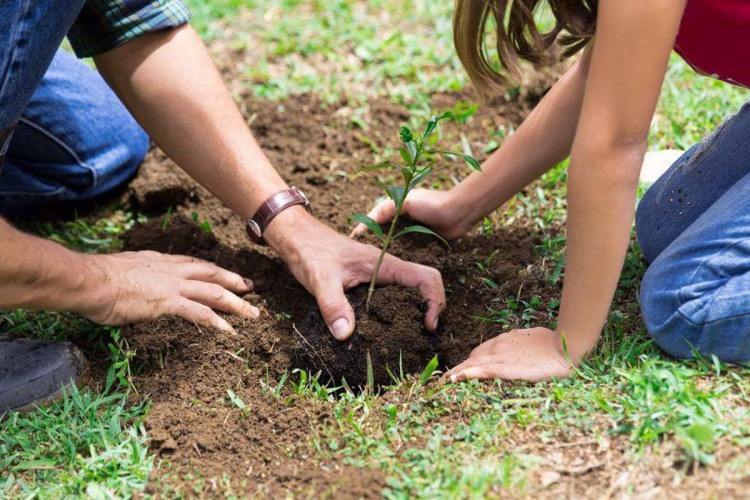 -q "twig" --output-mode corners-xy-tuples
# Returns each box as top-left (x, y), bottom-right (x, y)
(292, 324), (334, 381)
